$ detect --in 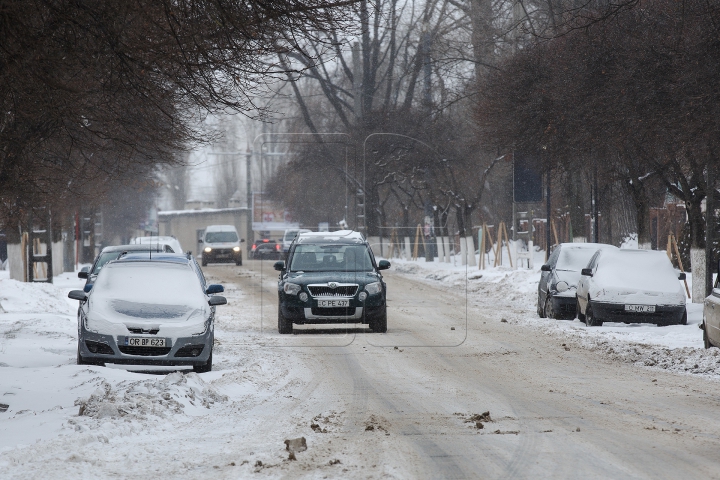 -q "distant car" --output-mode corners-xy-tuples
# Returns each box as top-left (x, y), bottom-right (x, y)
(538, 243), (617, 319)
(79, 243), (175, 292)
(251, 239), (281, 260)
(576, 249), (687, 327)
(131, 236), (184, 255)
(275, 230), (390, 334)
(201, 225), (244, 266)
(68, 252), (227, 372)
(282, 228), (311, 253)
